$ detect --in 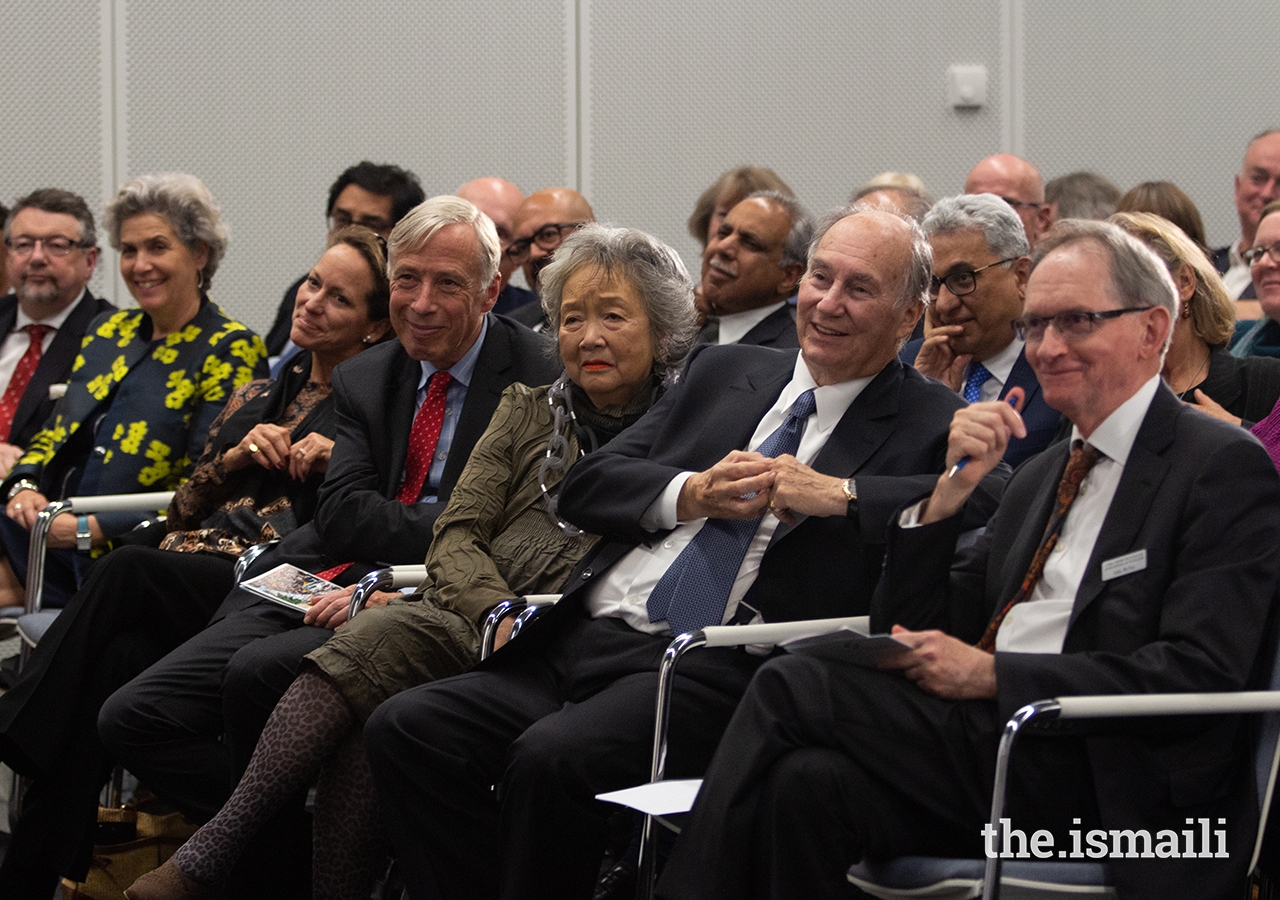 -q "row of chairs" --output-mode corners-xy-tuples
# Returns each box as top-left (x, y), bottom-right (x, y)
(17, 493), (1280, 899)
